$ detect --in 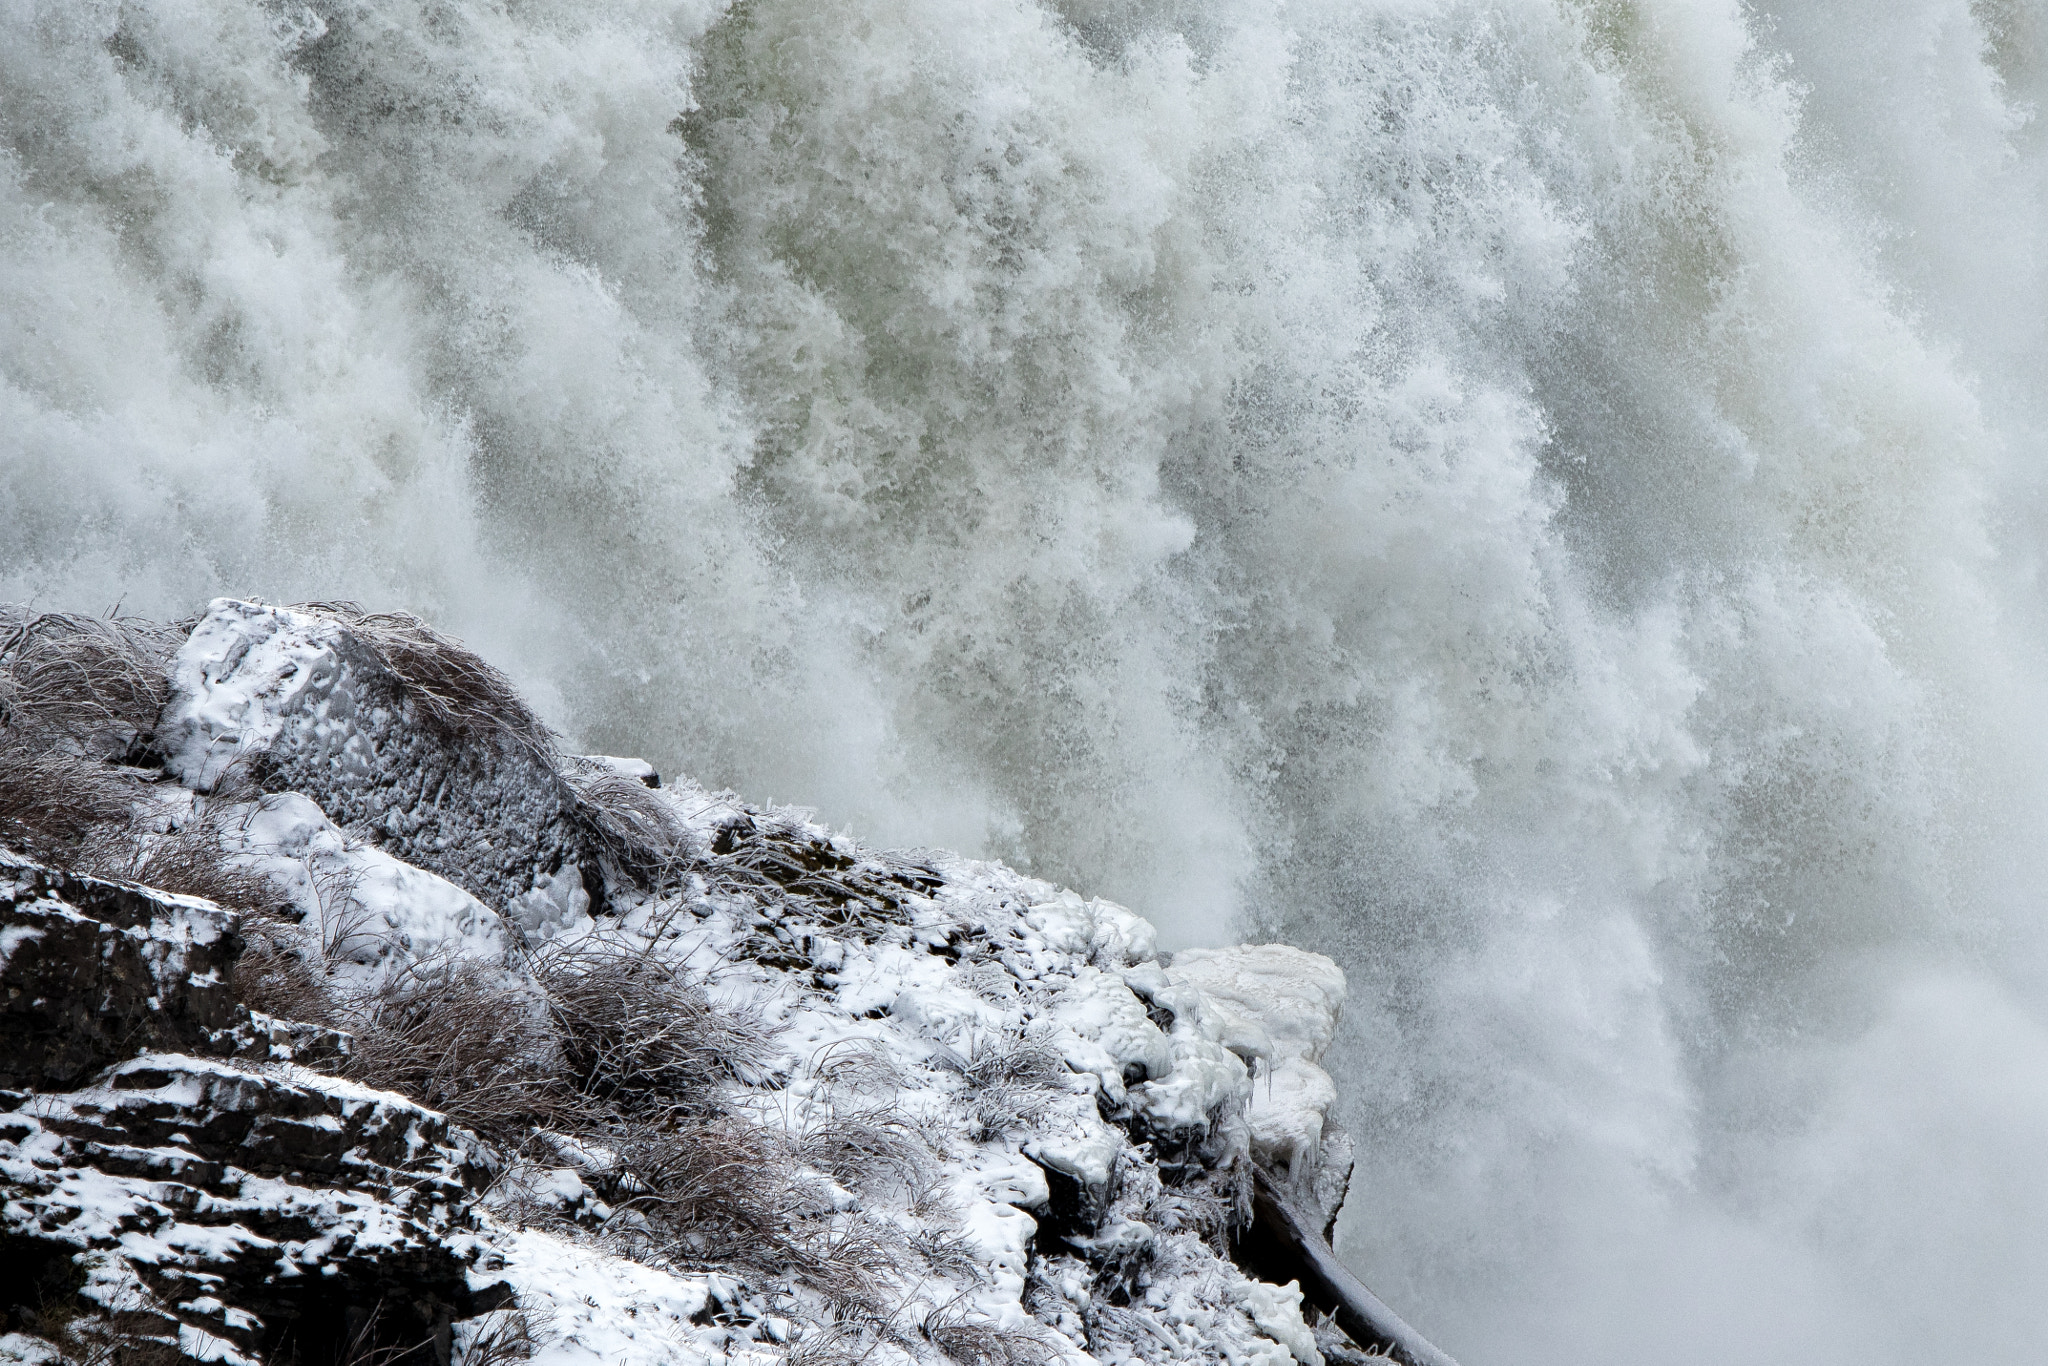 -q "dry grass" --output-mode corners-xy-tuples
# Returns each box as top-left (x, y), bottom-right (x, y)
(0, 730), (140, 864)
(1315, 1323), (1406, 1366)
(92, 800), (284, 915)
(231, 916), (337, 1029)
(958, 1029), (1065, 1090)
(0, 607), (185, 758)
(796, 1103), (931, 1199)
(76, 1336), (183, 1366)
(908, 1227), (985, 1283)
(532, 932), (775, 1106)
(921, 1301), (1059, 1366)
(940, 1028), (1068, 1145)
(783, 1309), (895, 1366)
(5, 1270), (187, 1366)
(455, 1309), (548, 1366)
(1138, 1176), (1241, 1254)
(0, 605), (183, 864)
(320, 926), (903, 1312)
(559, 1105), (899, 1312)
(521, 940), (904, 1307)
(0, 690), (335, 1027)
(296, 859), (378, 965)
(334, 954), (559, 1144)
(805, 1039), (908, 1093)
(562, 761), (695, 889)
(318, 1300), (441, 1366)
